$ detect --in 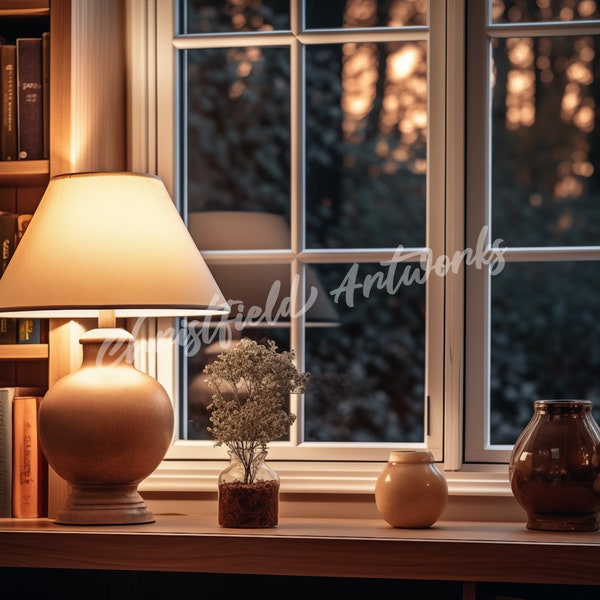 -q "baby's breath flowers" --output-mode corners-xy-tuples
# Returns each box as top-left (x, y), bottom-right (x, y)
(204, 338), (310, 484)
